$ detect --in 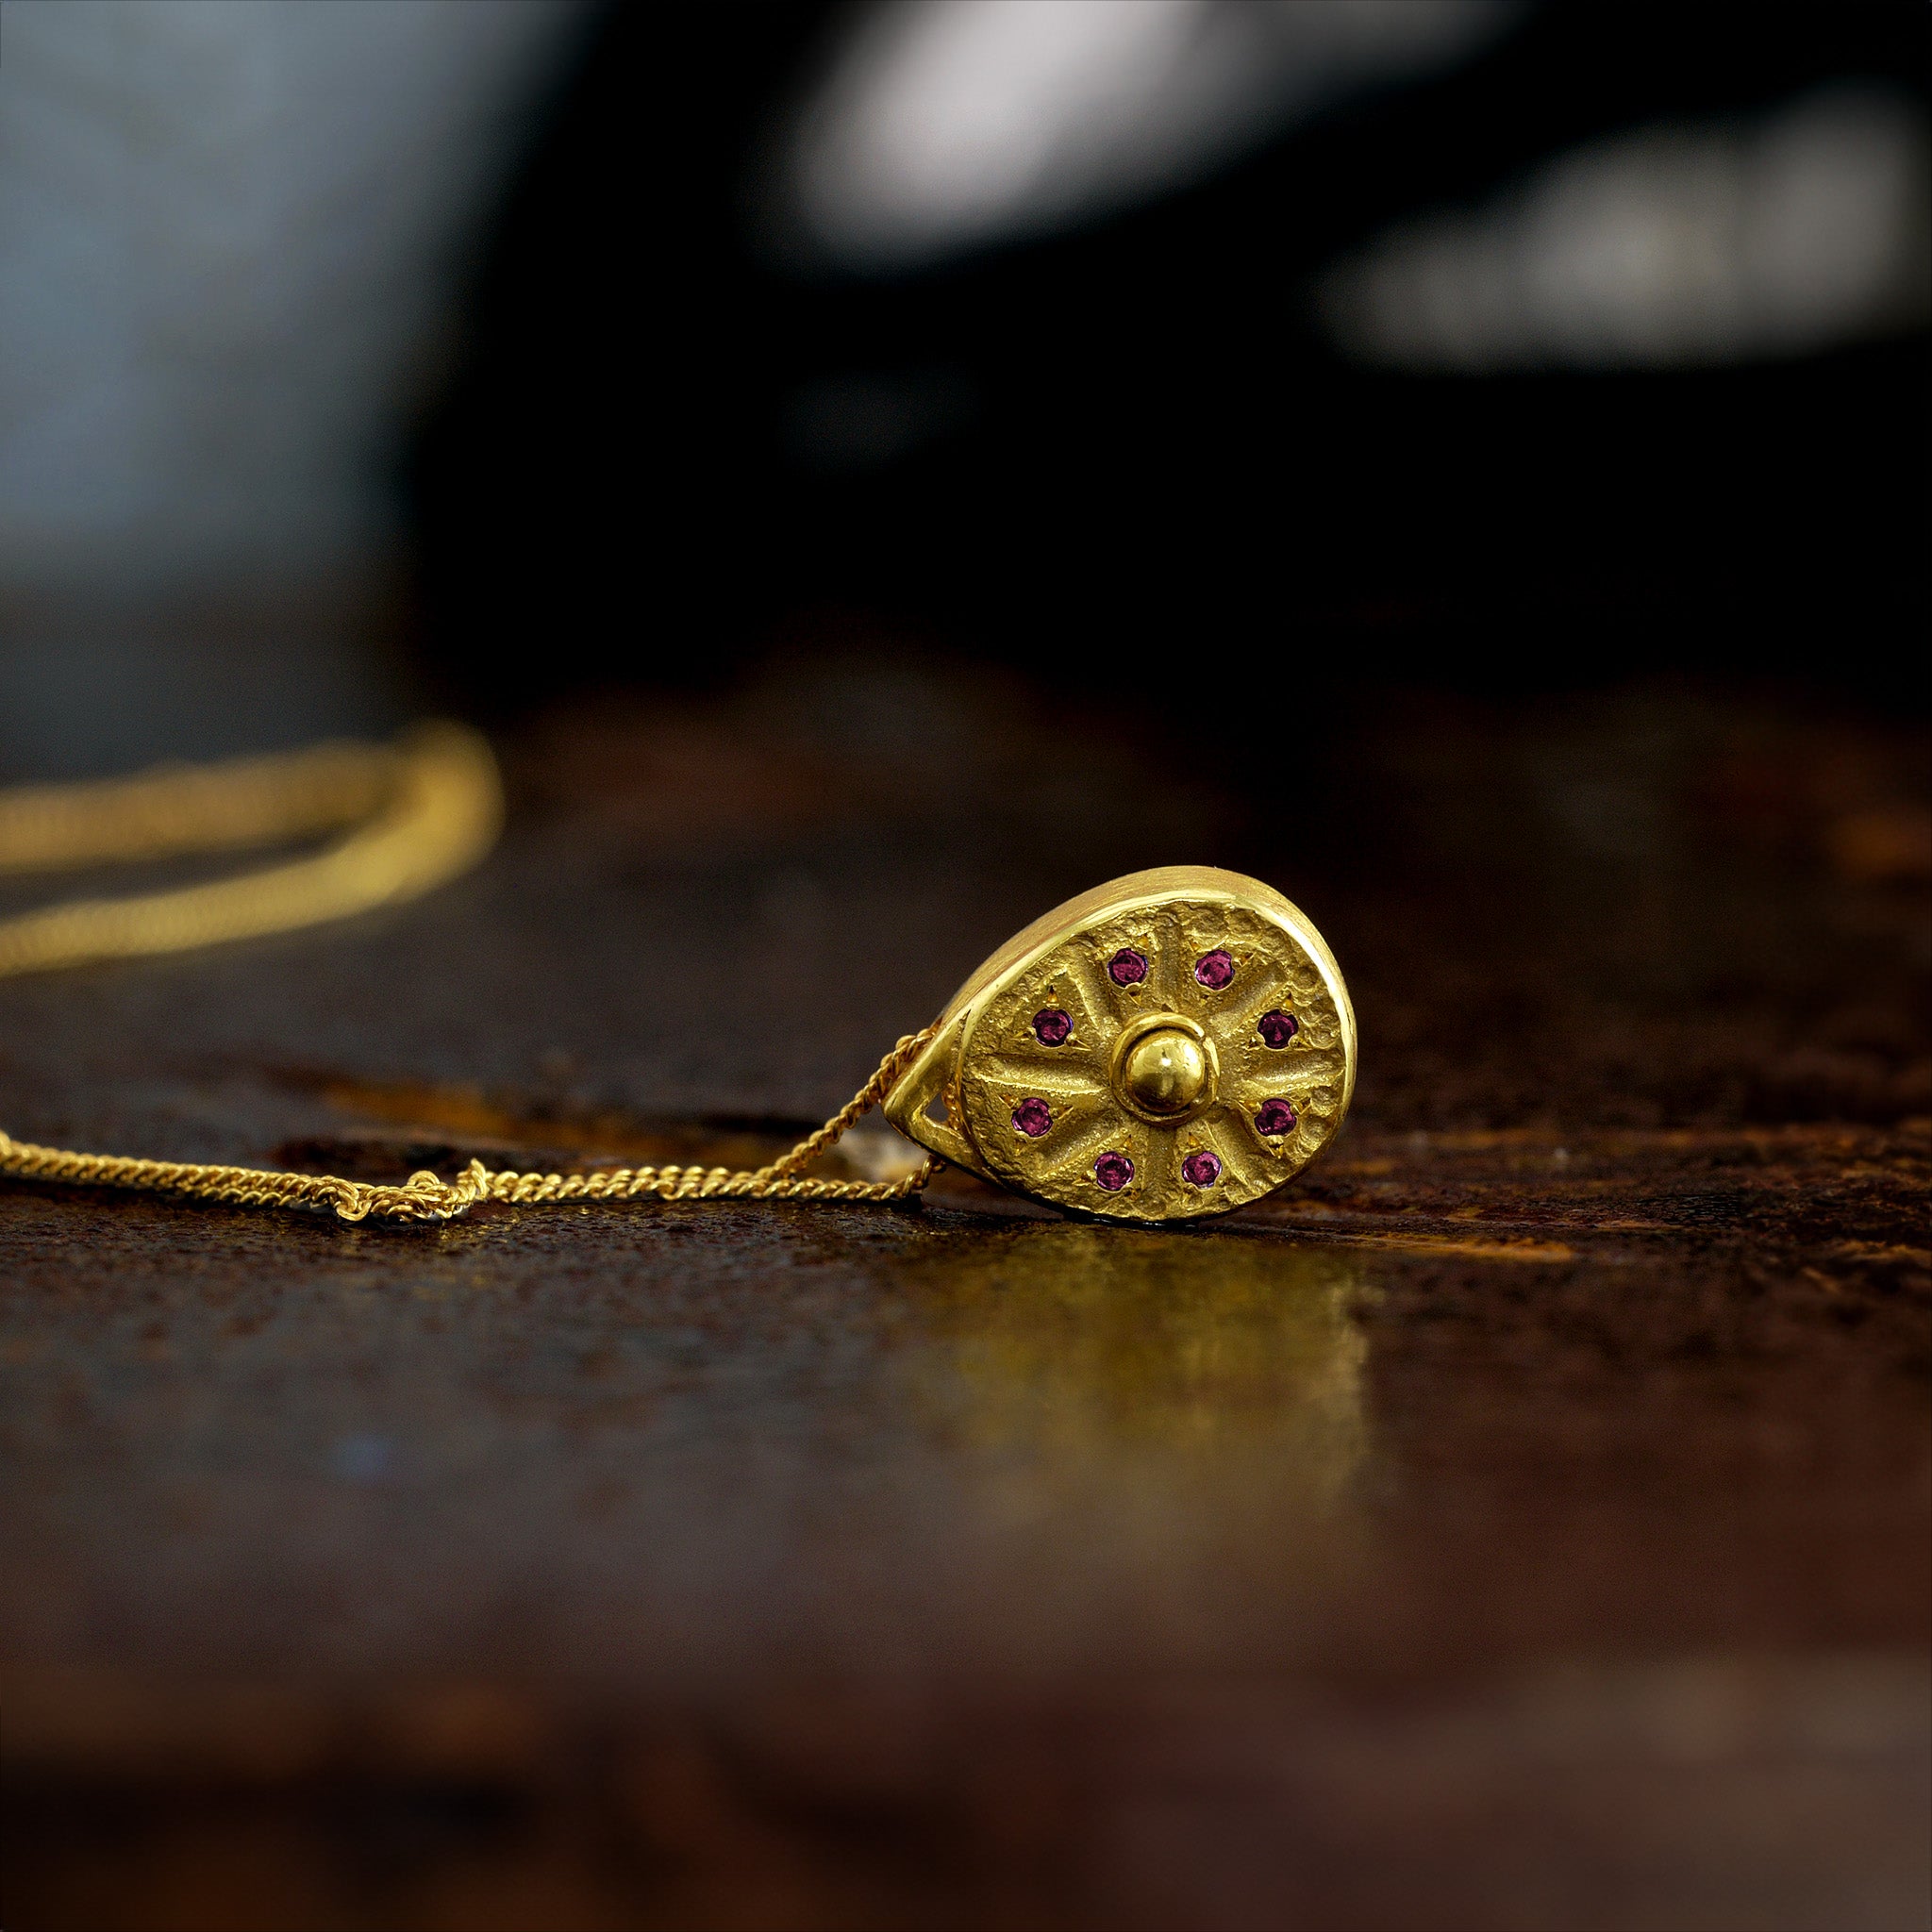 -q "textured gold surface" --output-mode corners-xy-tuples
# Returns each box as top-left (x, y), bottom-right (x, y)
(887, 866), (1357, 1223)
